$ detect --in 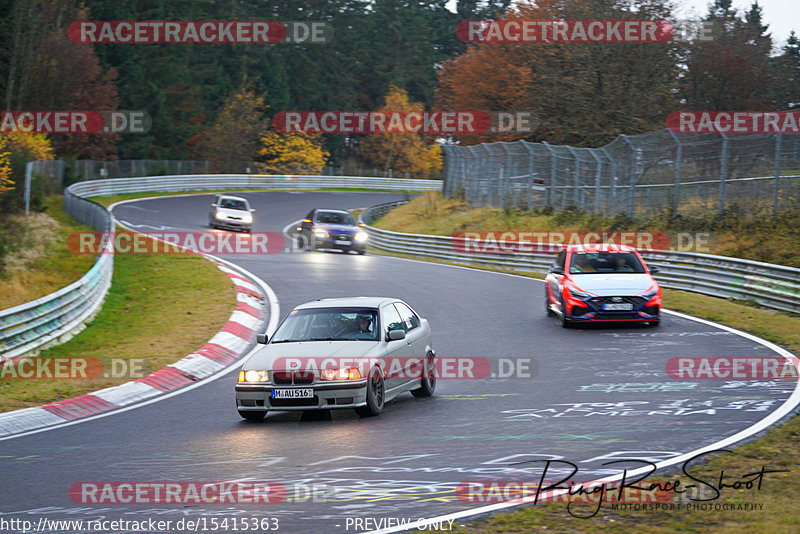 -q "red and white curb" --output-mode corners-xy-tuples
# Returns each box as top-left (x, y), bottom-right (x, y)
(0, 209), (279, 440)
